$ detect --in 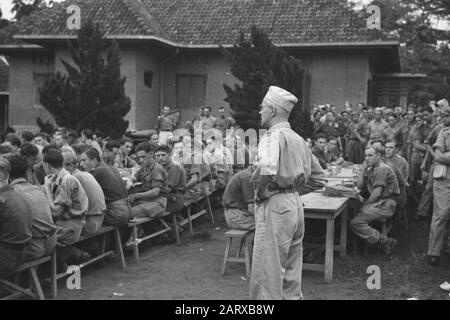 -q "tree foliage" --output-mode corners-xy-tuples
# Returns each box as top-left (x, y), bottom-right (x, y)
(12, 0), (46, 21)
(366, 0), (450, 105)
(221, 26), (312, 138)
(39, 20), (131, 139)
